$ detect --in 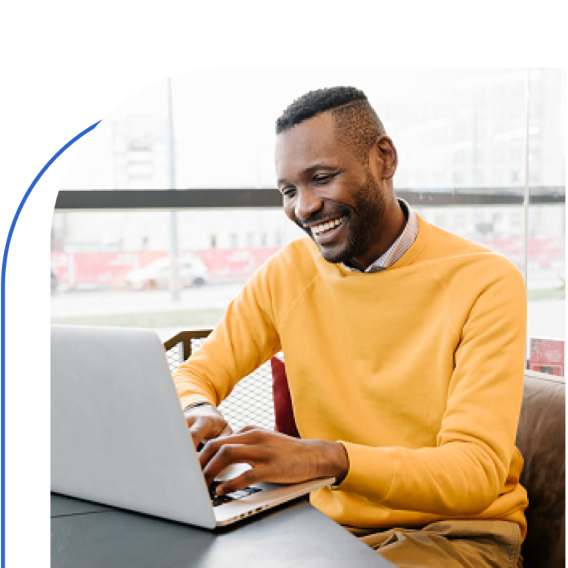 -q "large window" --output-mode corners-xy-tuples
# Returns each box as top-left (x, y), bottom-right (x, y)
(52, 68), (565, 354)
